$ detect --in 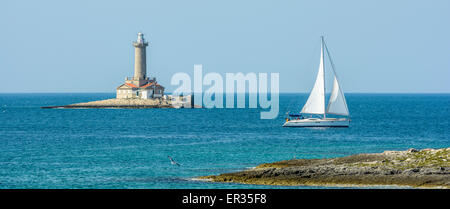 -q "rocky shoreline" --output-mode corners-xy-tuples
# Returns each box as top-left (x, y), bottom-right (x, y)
(41, 98), (185, 109)
(201, 148), (450, 188)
